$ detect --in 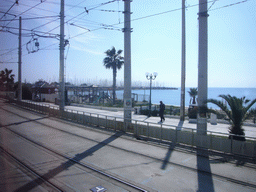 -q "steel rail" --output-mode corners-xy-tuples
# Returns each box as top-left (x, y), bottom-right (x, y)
(1, 104), (256, 190)
(0, 146), (64, 192)
(0, 121), (149, 192)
